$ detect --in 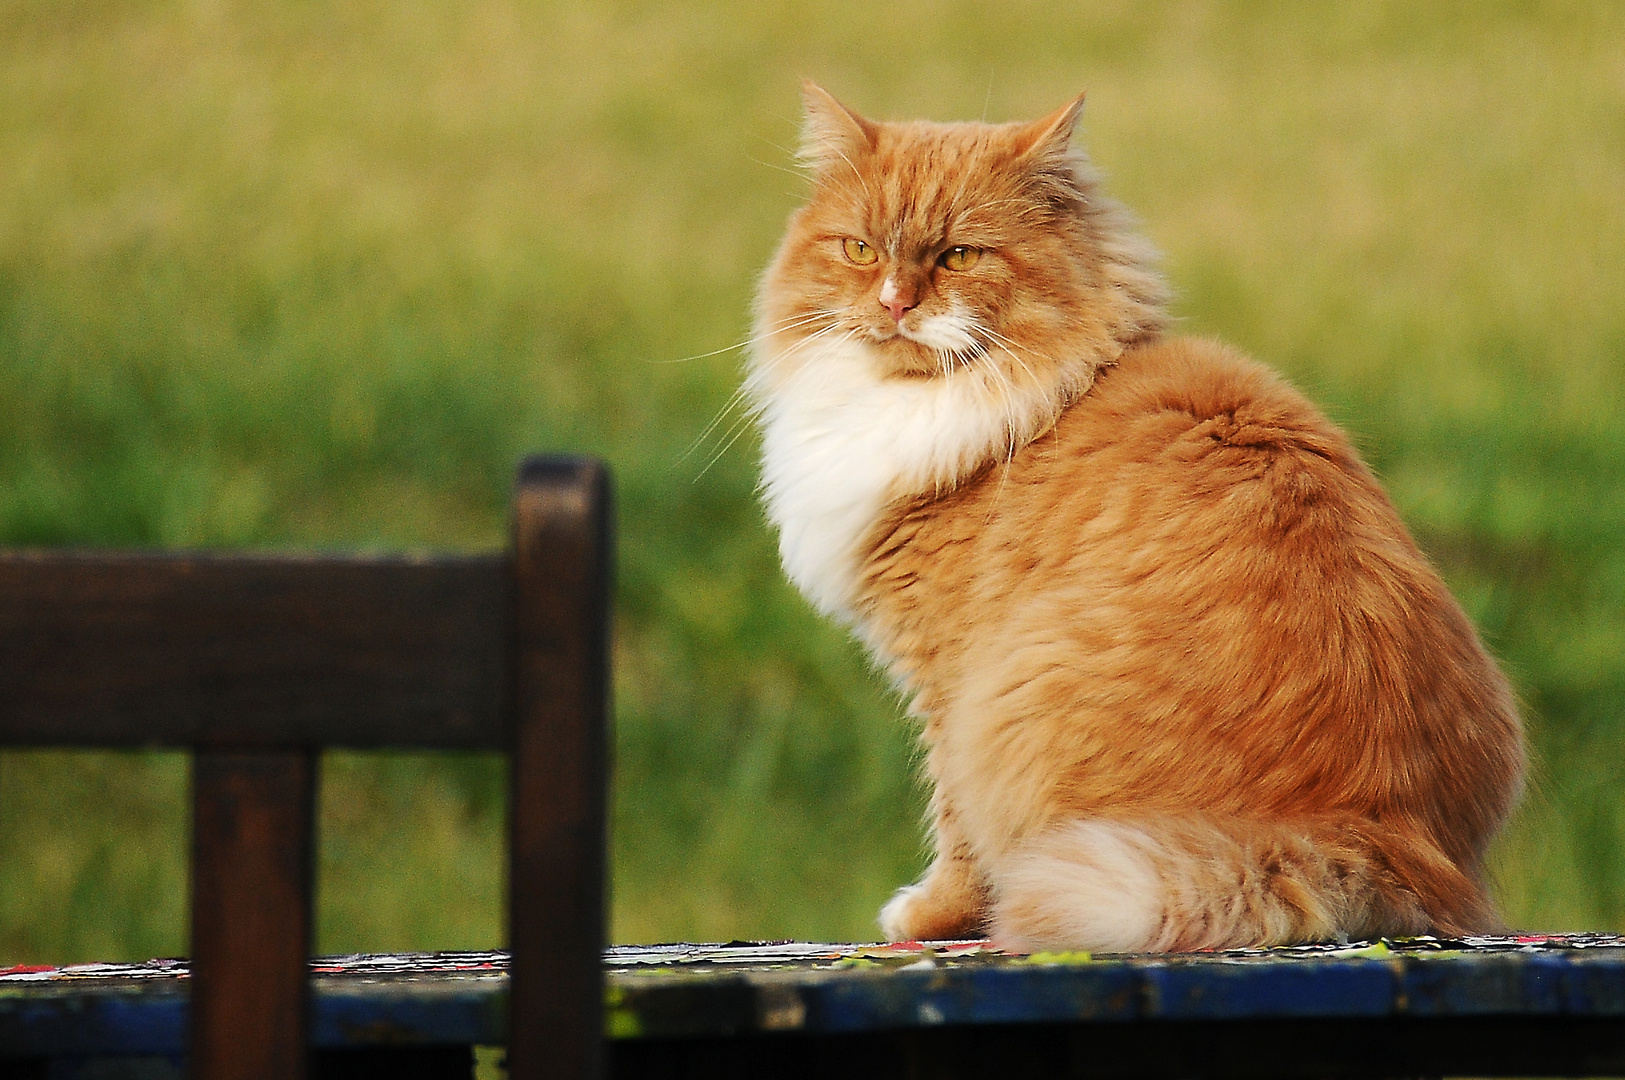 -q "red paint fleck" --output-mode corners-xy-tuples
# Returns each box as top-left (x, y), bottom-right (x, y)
(0, 965), (56, 975)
